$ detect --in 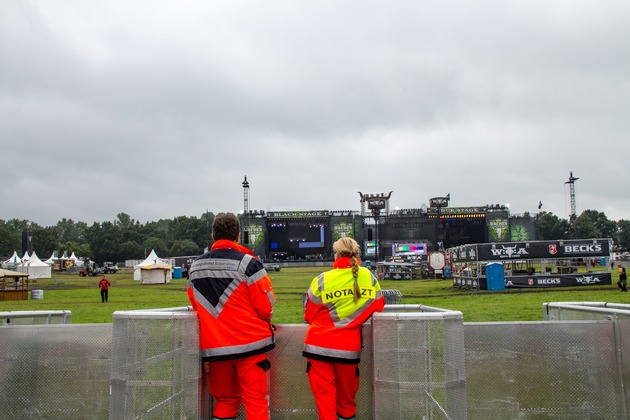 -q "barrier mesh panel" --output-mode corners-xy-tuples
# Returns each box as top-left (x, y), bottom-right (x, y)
(372, 313), (467, 419)
(465, 321), (620, 419)
(382, 289), (403, 305)
(0, 311), (72, 325)
(542, 303), (630, 418)
(213, 324), (374, 419)
(110, 313), (200, 420)
(618, 316), (630, 418)
(0, 324), (112, 419)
